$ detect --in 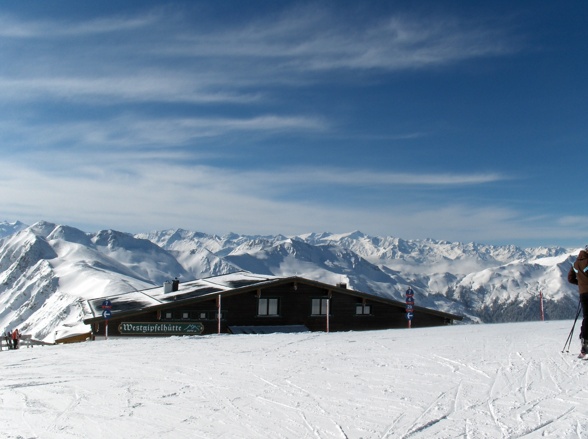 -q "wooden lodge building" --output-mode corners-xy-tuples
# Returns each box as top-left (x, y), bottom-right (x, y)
(83, 272), (462, 337)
